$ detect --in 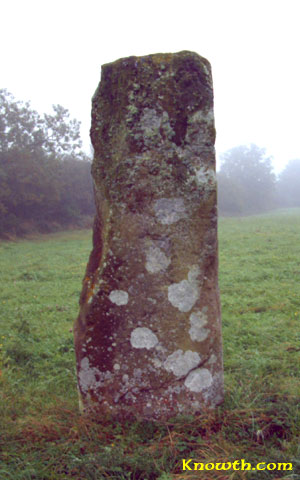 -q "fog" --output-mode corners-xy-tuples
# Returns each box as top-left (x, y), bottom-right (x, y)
(2, 0), (300, 174)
